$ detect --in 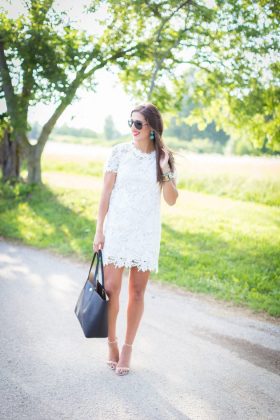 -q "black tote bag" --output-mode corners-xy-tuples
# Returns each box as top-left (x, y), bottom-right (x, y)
(74, 249), (109, 338)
